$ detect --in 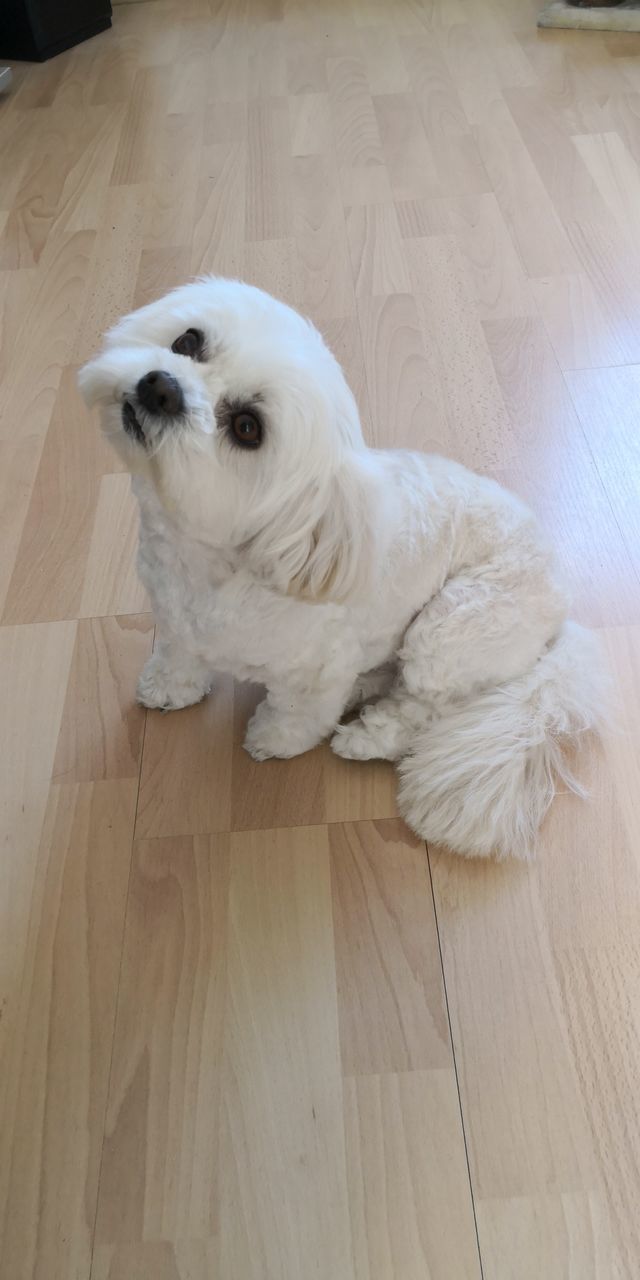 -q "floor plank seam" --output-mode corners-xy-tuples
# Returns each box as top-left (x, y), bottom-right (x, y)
(426, 843), (487, 1280)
